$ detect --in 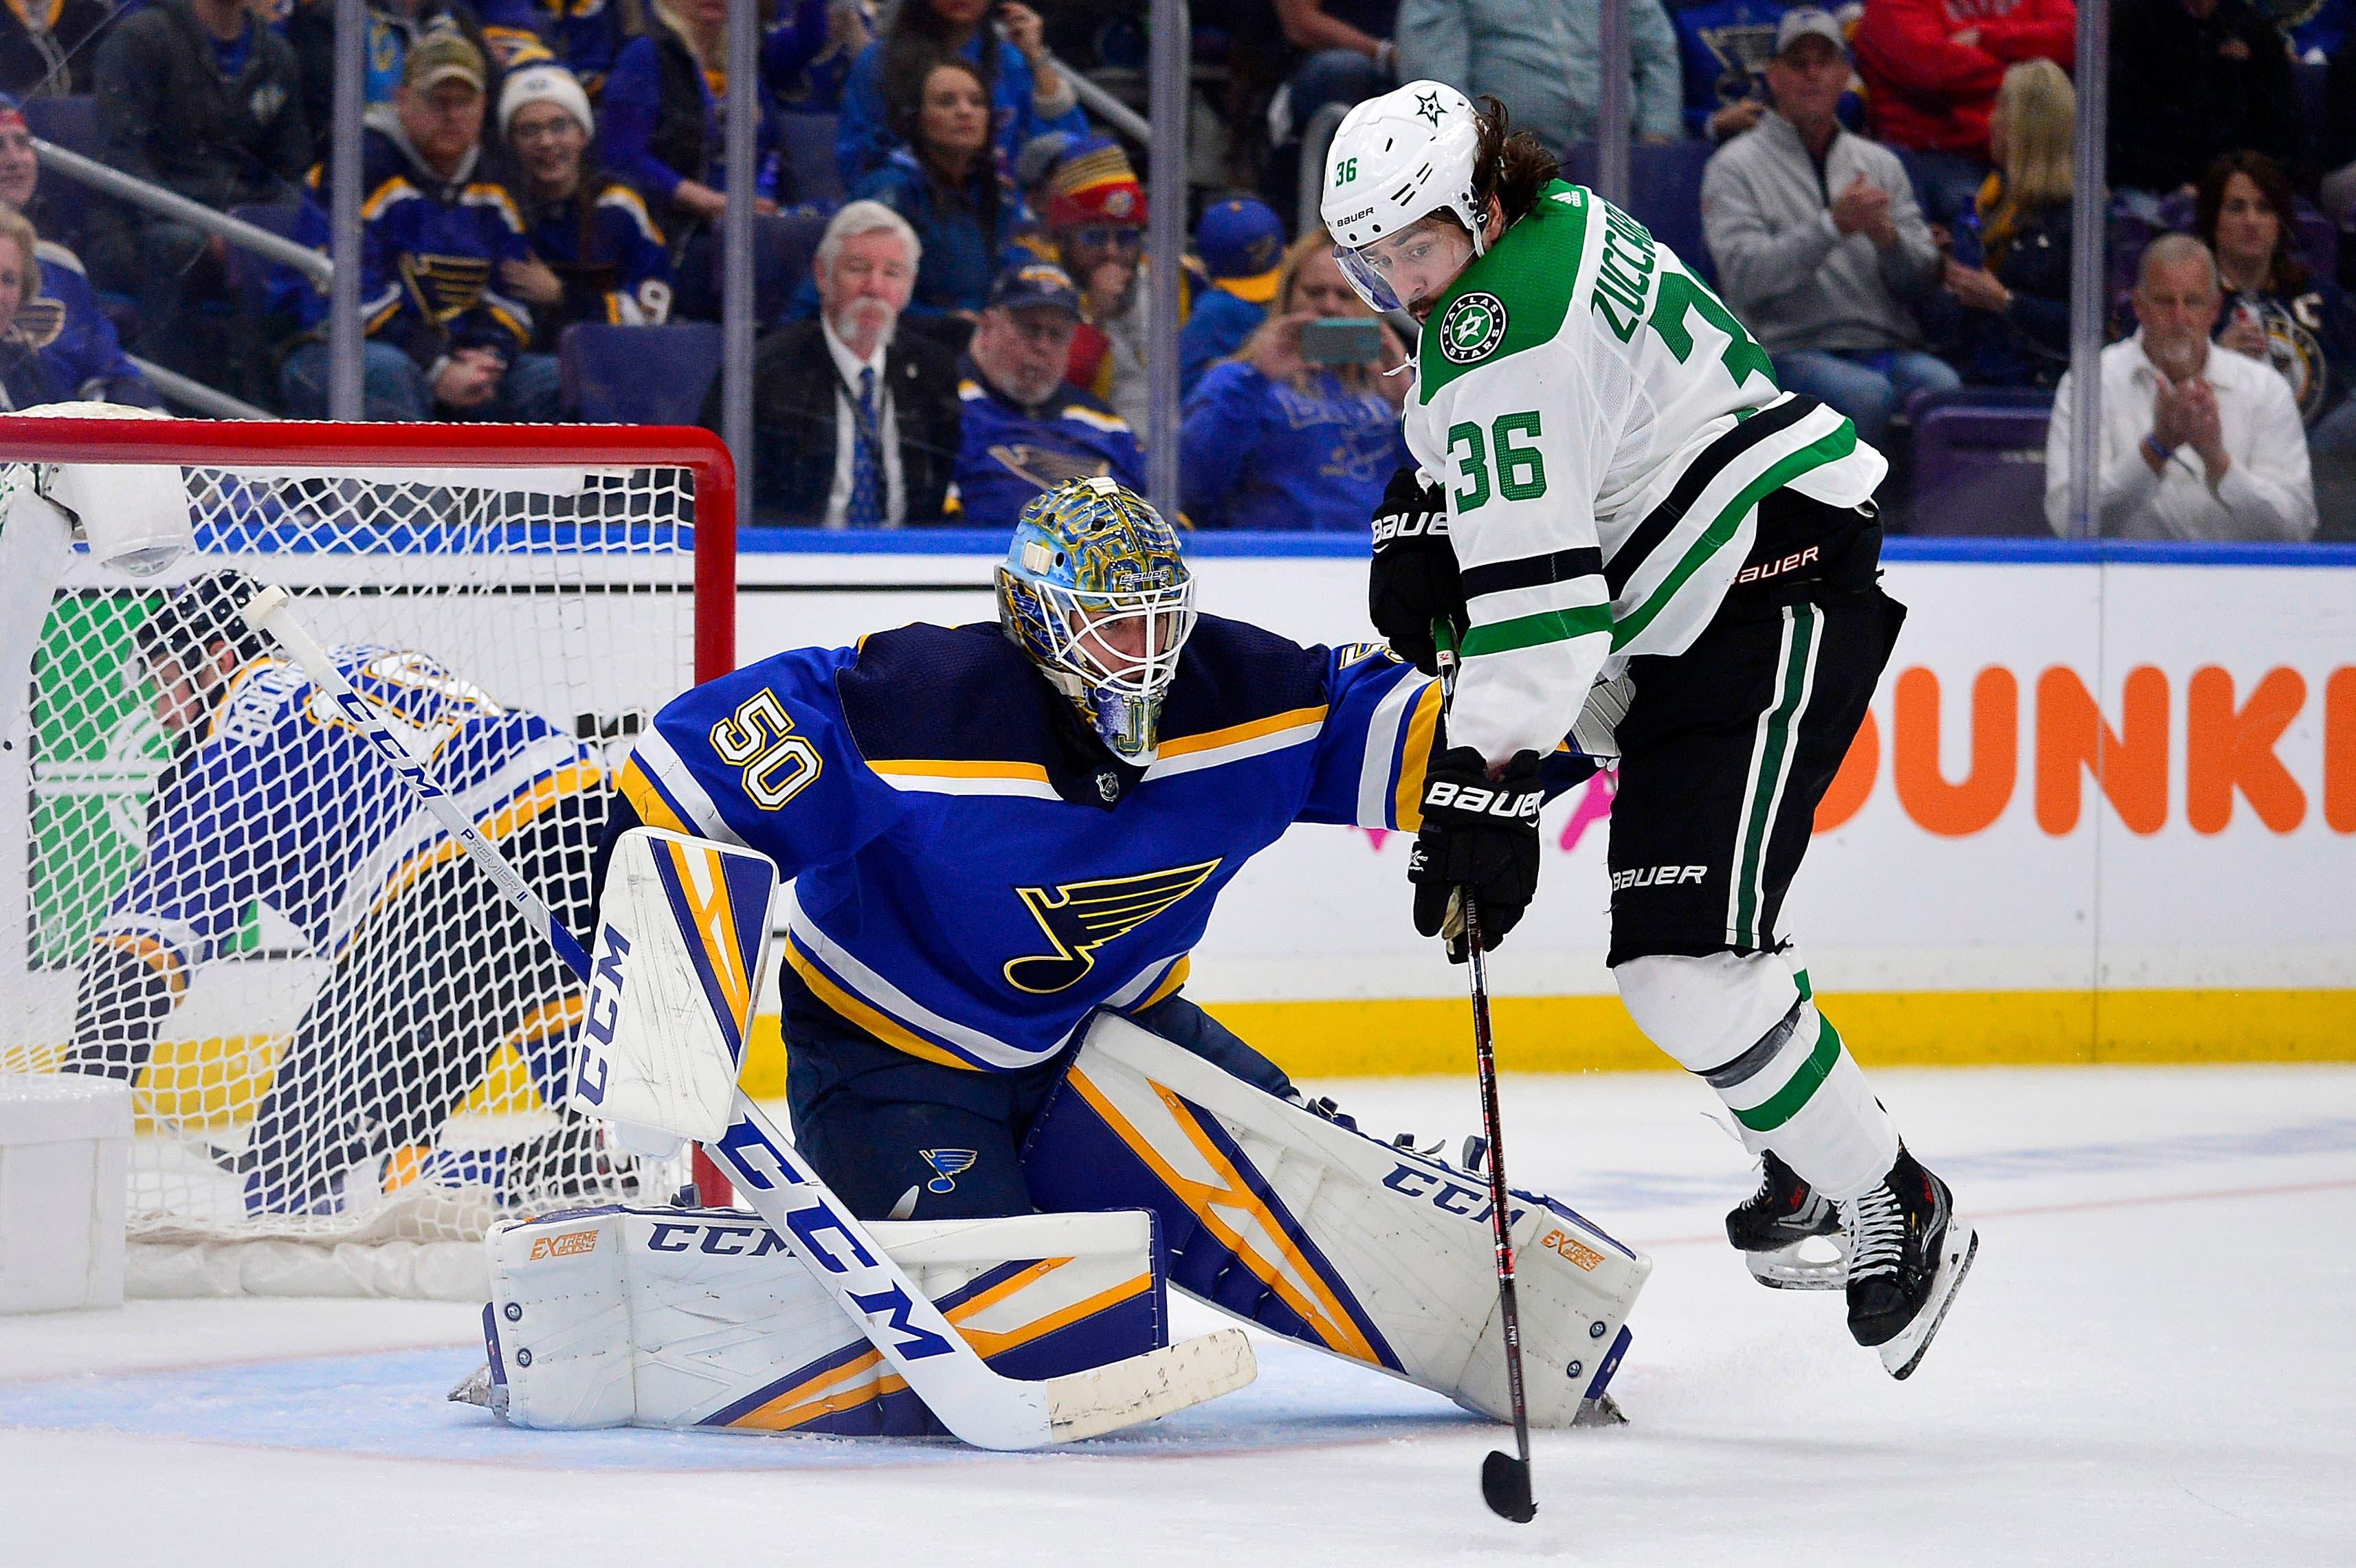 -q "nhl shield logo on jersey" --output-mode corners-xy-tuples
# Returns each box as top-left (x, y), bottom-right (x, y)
(1438, 291), (1507, 364)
